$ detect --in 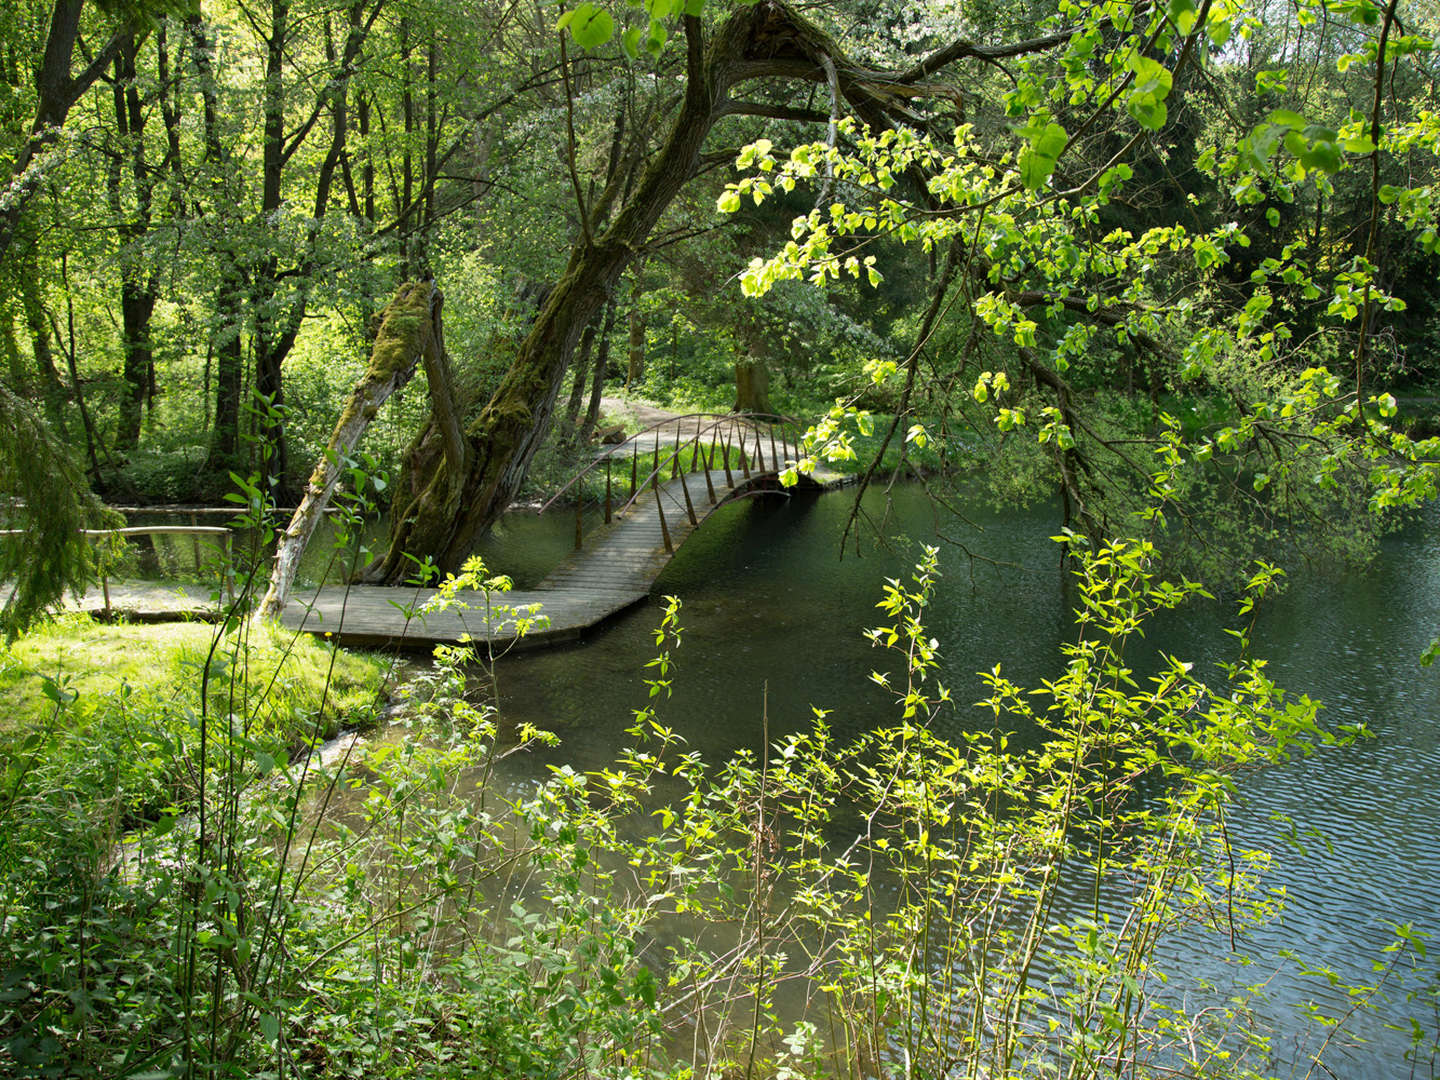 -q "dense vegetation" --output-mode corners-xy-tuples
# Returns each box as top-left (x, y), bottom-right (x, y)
(3, 0), (1440, 1074)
